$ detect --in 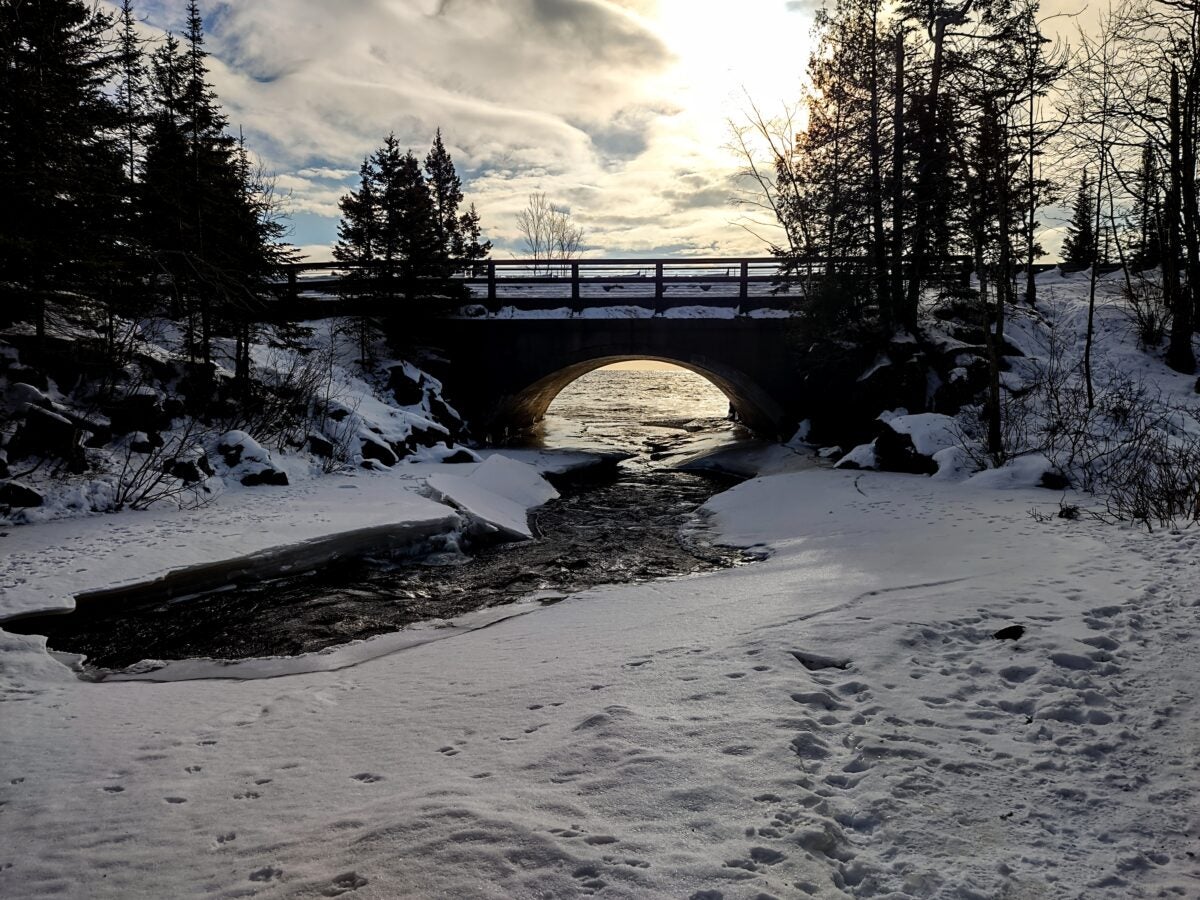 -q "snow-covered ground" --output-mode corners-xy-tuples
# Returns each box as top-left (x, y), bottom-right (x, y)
(2, 268), (1198, 898)
(3, 463), (1197, 898)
